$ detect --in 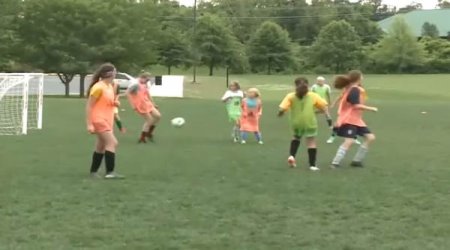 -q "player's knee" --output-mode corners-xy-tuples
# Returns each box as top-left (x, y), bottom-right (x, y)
(367, 134), (376, 142)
